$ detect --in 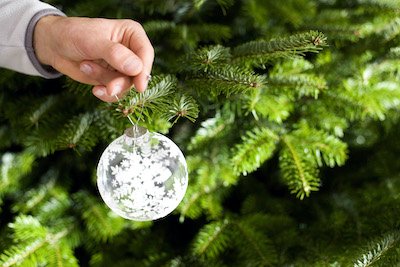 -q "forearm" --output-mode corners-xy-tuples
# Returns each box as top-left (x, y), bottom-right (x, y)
(0, 0), (65, 78)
